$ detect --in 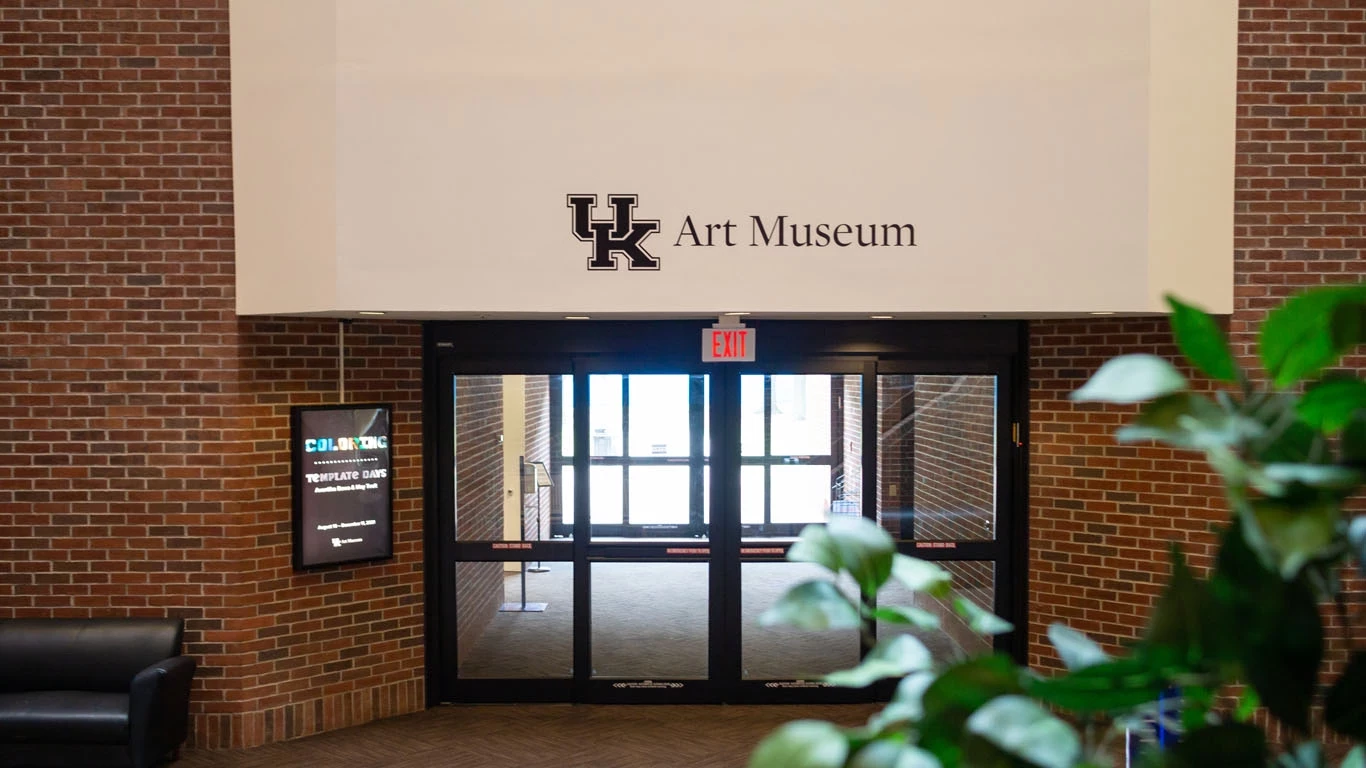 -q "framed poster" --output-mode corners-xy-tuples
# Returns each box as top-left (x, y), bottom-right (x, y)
(291, 403), (395, 569)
